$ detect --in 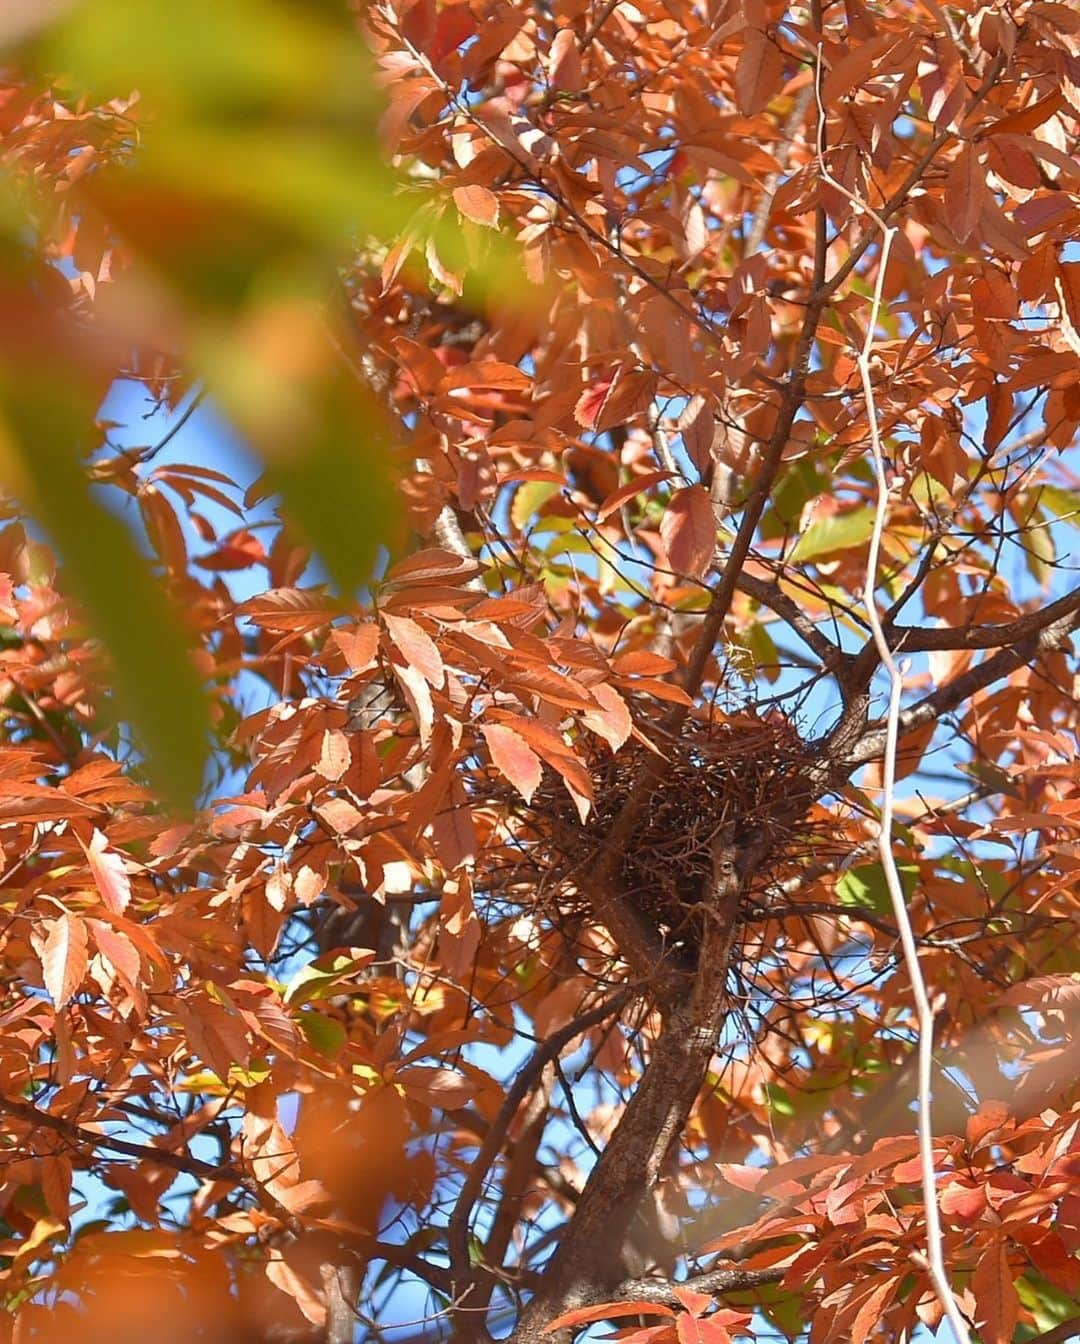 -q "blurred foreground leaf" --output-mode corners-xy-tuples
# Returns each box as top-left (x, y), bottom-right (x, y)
(0, 365), (208, 810)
